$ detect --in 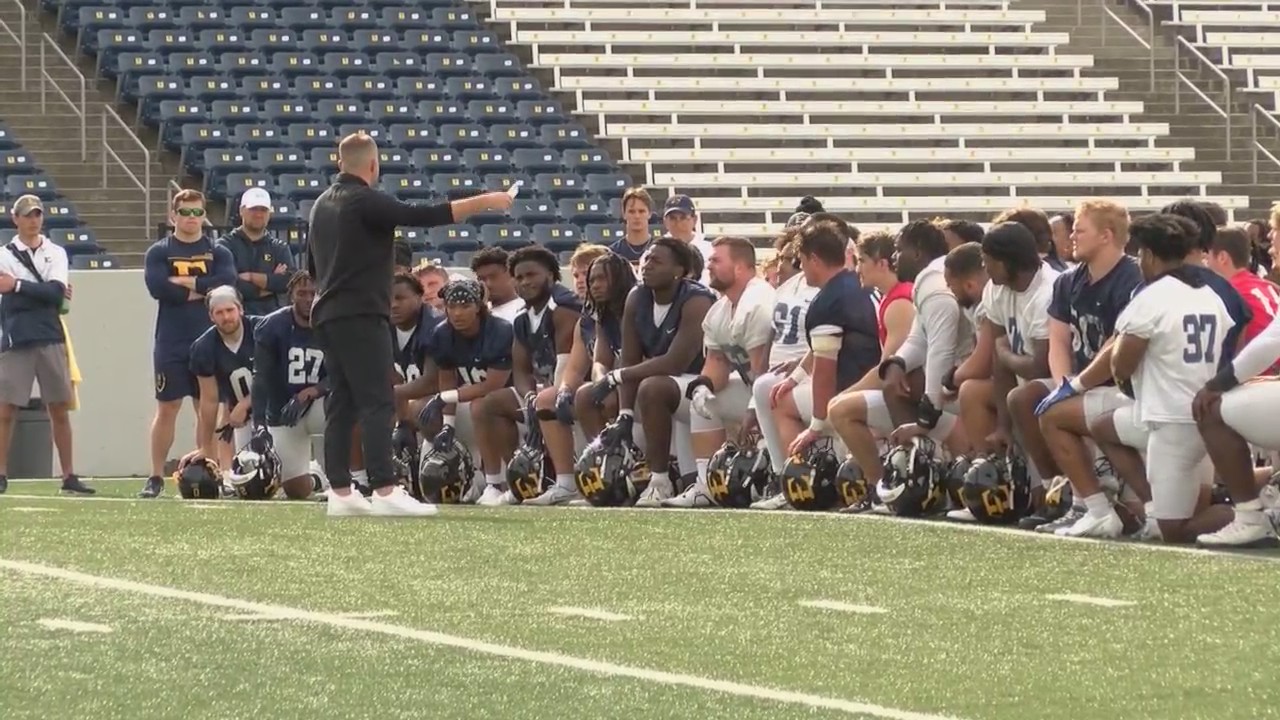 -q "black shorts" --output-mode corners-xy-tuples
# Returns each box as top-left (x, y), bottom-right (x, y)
(154, 358), (198, 402)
